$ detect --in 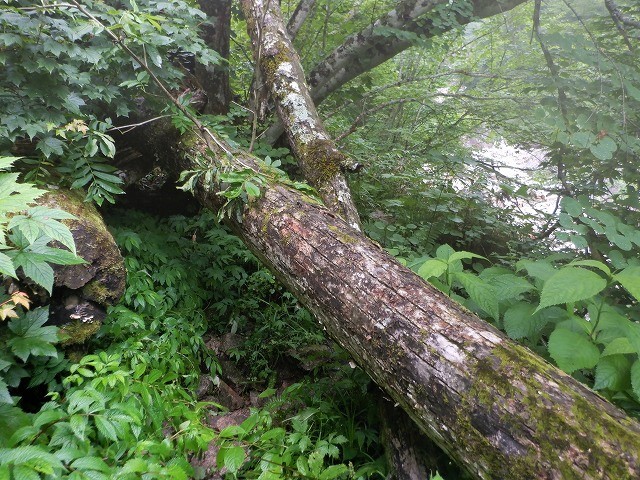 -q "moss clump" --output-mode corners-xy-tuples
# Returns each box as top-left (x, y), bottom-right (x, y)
(59, 319), (101, 347)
